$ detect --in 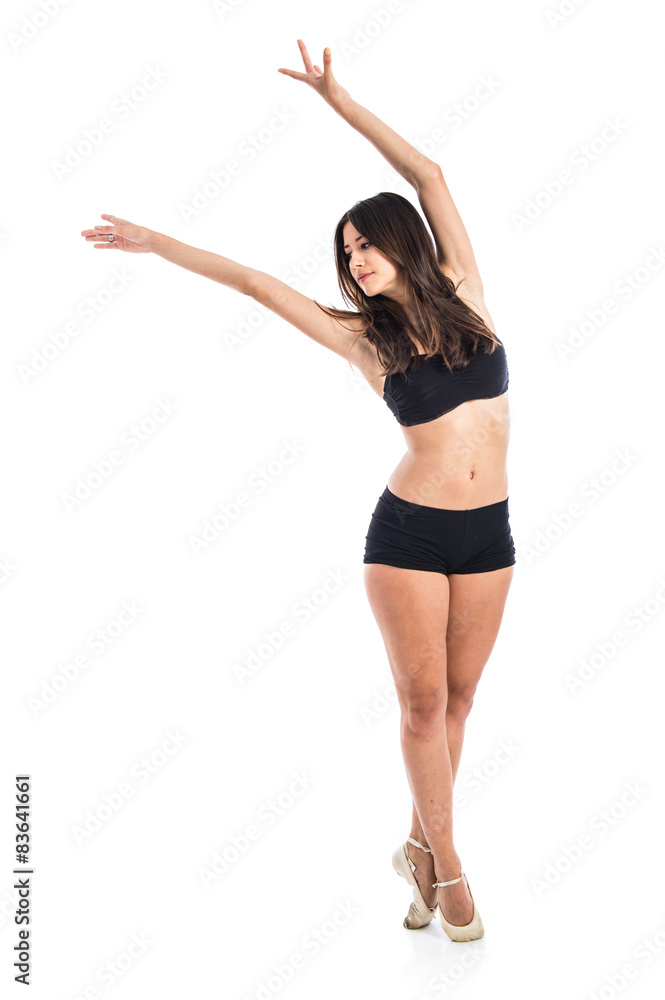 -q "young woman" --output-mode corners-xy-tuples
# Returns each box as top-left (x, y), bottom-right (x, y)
(81, 40), (516, 943)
